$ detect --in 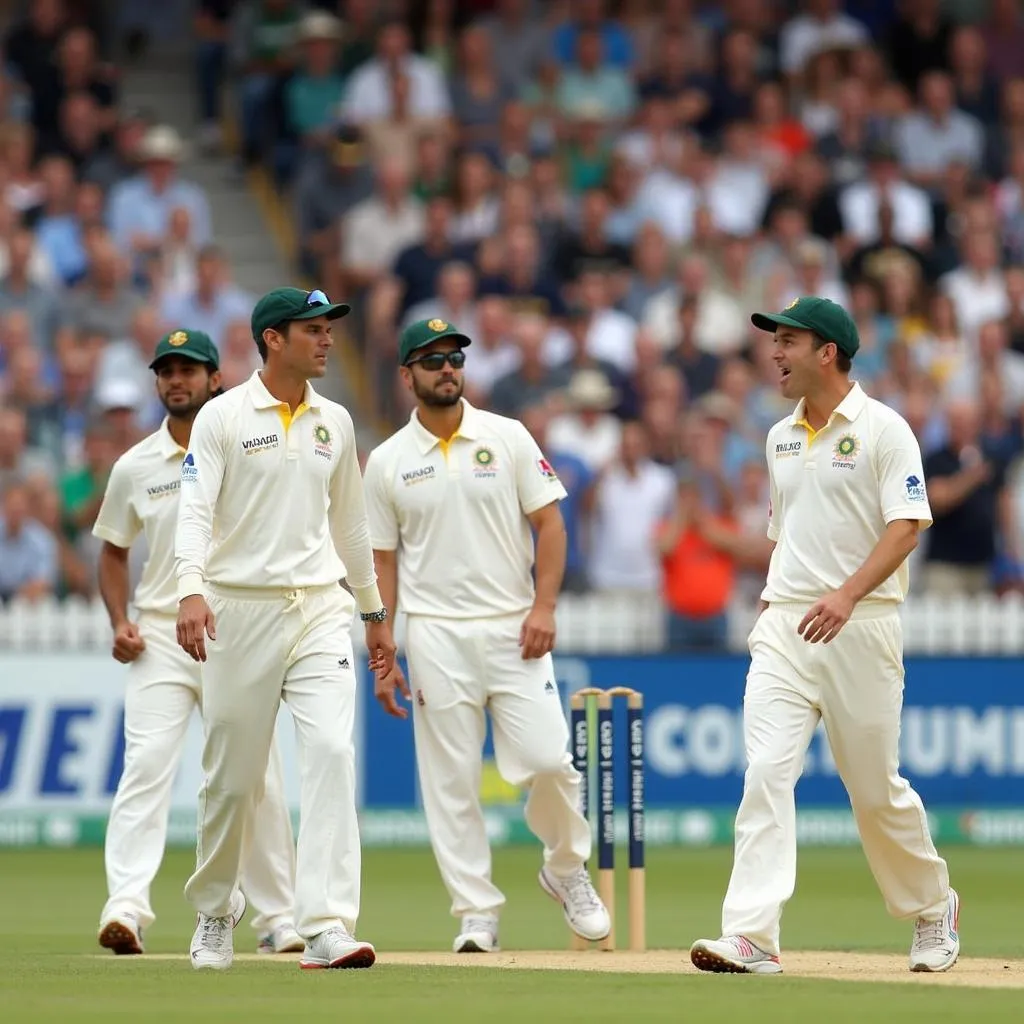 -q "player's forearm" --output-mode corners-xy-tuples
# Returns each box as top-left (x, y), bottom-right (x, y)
(174, 502), (213, 600)
(373, 550), (398, 616)
(840, 520), (920, 604)
(533, 515), (567, 611)
(98, 544), (131, 628)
